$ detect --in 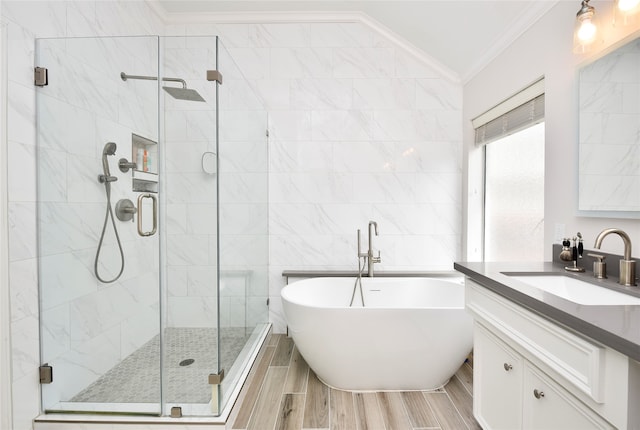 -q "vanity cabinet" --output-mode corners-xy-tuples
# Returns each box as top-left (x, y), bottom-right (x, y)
(475, 324), (613, 429)
(466, 279), (639, 430)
